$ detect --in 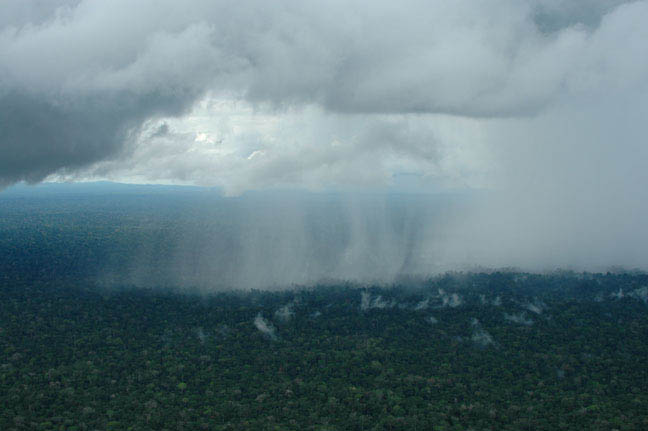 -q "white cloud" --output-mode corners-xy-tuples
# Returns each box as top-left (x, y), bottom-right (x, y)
(253, 313), (277, 340)
(436, 290), (463, 308)
(360, 291), (396, 311)
(523, 300), (546, 315)
(275, 303), (295, 322)
(631, 286), (648, 303)
(504, 312), (534, 326)
(472, 327), (495, 347)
